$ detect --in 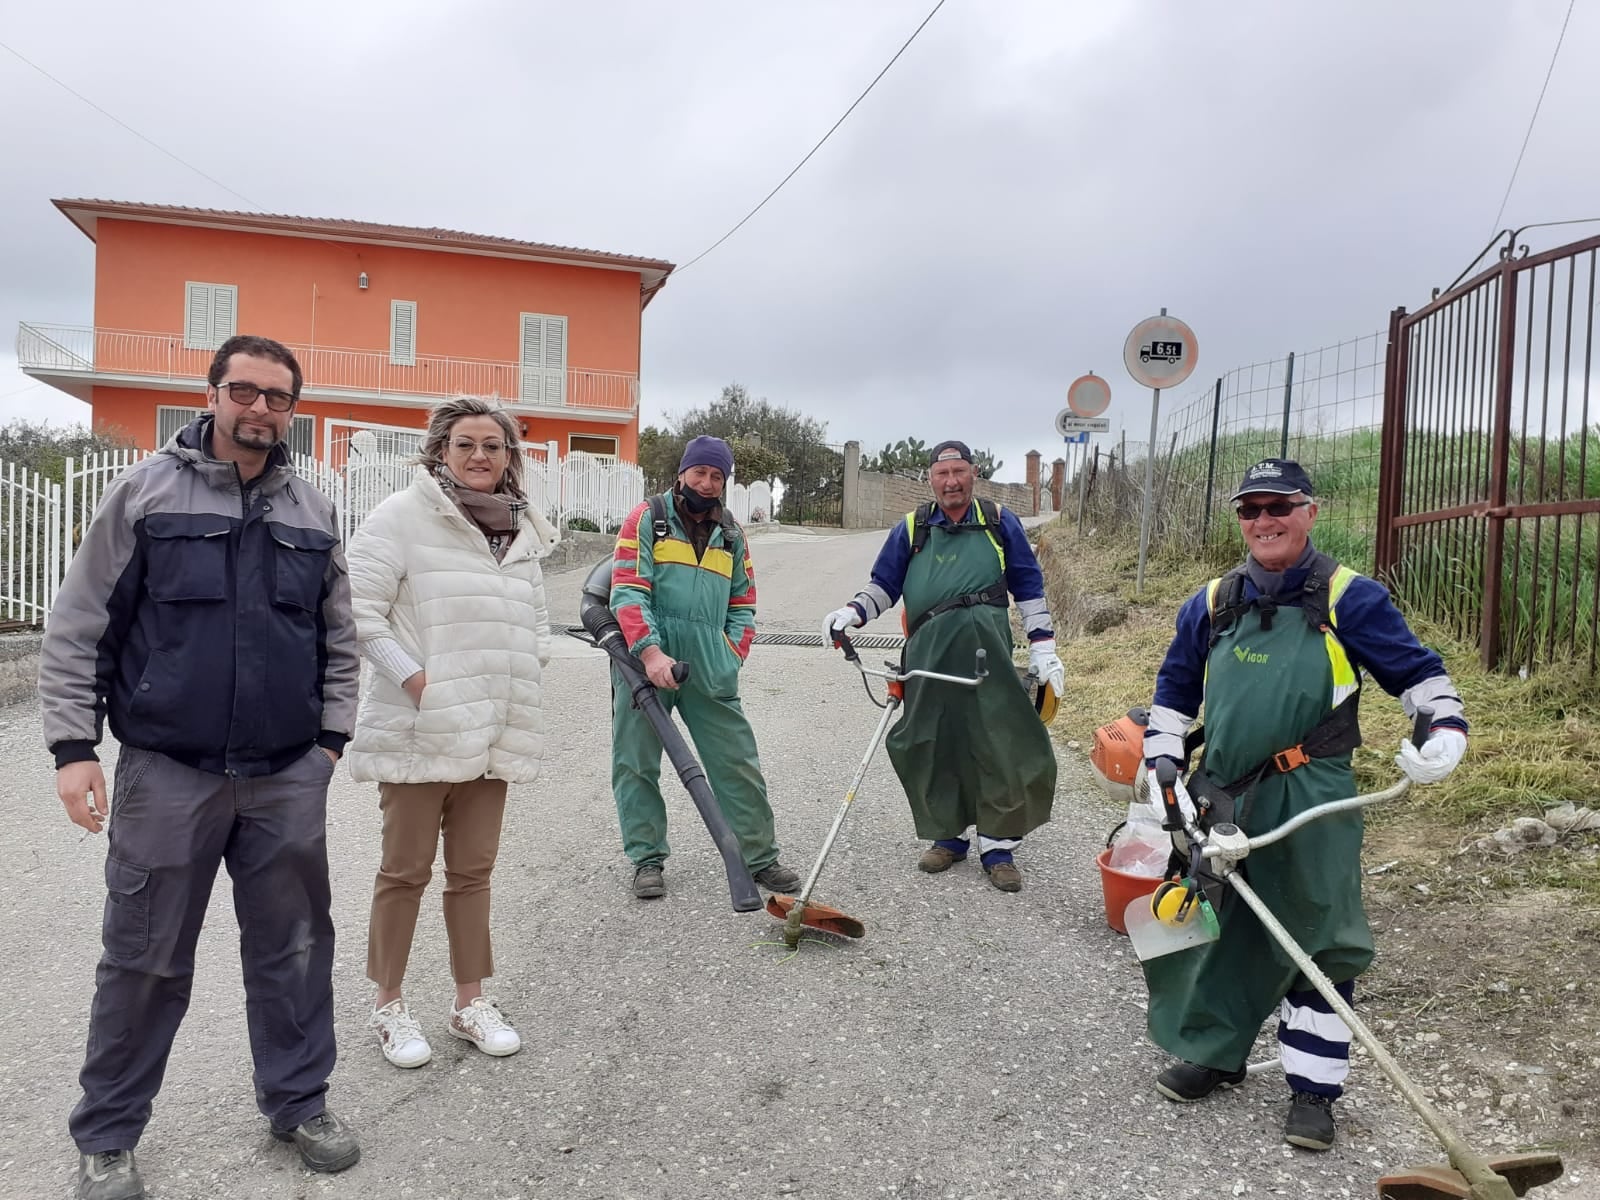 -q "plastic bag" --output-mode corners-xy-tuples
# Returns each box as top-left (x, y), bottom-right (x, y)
(1108, 802), (1171, 877)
